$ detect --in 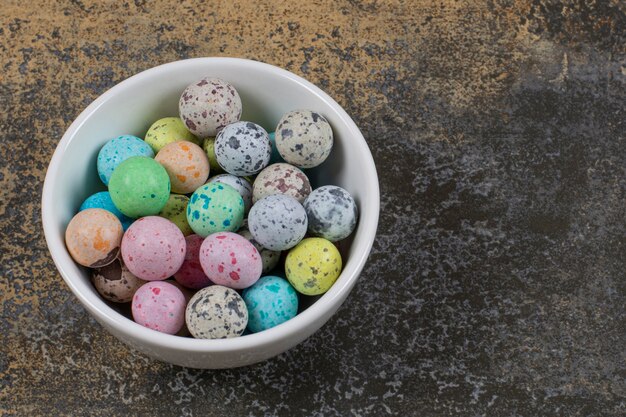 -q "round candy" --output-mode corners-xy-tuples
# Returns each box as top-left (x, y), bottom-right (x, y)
(199, 232), (262, 289)
(285, 238), (342, 295)
(174, 234), (213, 290)
(208, 174), (253, 213)
(132, 281), (186, 335)
(144, 117), (201, 153)
(97, 135), (154, 185)
(242, 276), (298, 333)
(238, 228), (281, 274)
(179, 77), (242, 138)
(91, 256), (146, 303)
(121, 216), (186, 281)
(158, 194), (193, 236)
(186, 285), (248, 339)
(252, 163), (311, 204)
(155, 141), (210, 194)
(275, 110), (333, 168)
(215, 121), (271, 176)
(65, 208), (123, 267)
(304, 185), (358, 242)
(109, 156), (170, 218)
(186, 182), (244, 237)
(268, 132), (285, 164)
(202, 137), (223, 174)
(248, 195), (307, 251)
(80, 191), (133, 230)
